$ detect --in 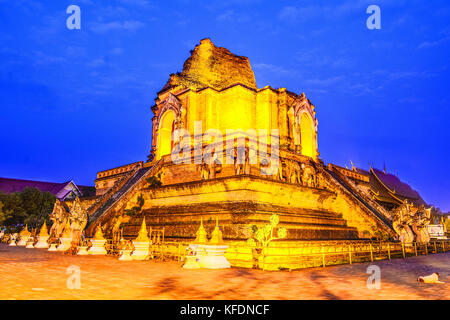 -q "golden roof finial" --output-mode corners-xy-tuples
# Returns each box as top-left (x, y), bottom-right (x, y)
(350, 160), (356, 171)
(39, 221), (49, 237)
(135, 218), (150, 242)
(194, 218), (208, 244)
(210, 217), (223, 244)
